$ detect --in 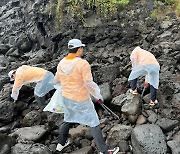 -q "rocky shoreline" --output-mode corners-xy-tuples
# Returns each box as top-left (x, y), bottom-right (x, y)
(0, 0), (179, 153)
